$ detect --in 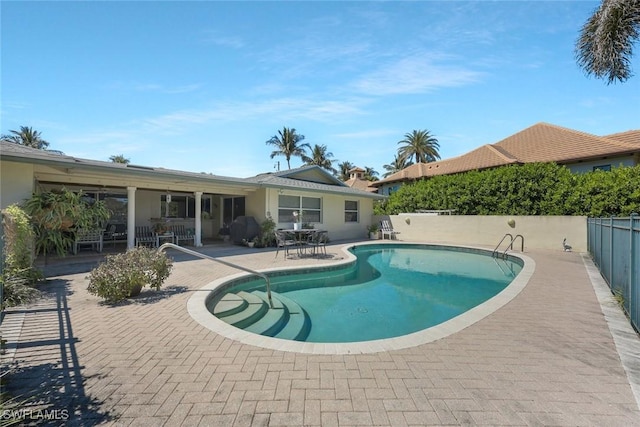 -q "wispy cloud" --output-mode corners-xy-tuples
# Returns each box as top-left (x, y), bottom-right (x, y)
(201, 30), (244, 49)
(134, 83), (202, 94)
(141, 96), (370, 134)
(352, 56), (484, 96)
